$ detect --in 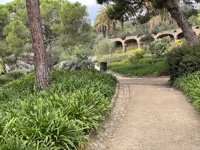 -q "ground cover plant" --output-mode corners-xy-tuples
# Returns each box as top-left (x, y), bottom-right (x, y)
(0, 70), (26, 86)
(174, 72), (200, 112)
(108, 57), (167, 77)
(0, 70), (117, 149)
